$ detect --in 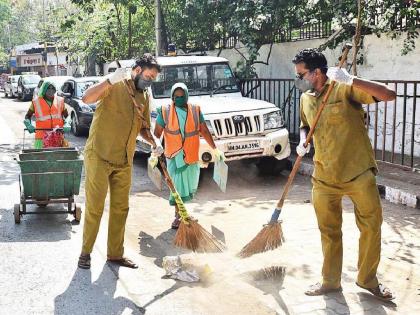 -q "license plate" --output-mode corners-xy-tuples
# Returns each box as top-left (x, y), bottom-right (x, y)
(227, 141), (260, 151)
